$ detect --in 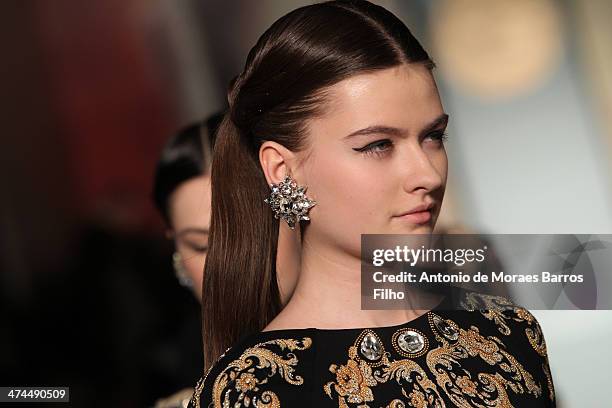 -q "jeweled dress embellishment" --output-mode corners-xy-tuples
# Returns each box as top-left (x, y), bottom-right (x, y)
(398, 330), (425, 353)
(360, 332), (383, 361)
(431, 314), (459, 340)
